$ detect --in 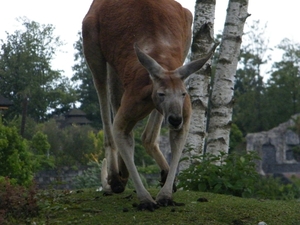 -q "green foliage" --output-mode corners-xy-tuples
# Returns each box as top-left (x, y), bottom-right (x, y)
(4, 117), (105, 171)
(178, 152), (260, 197)
(73, 130), (105, 191)
(5, 119), (55, 170)
(0, 17), (76, 124)
(265, 39), (300, 128)
(178, 151), (300, 200)
(233, 22), (300, 134)
(126, 173), (149, 190)
(290, 115), (300, 135)
(5, 115), (37, 140)
(30, 131), (50, 155)
(229, 123), (244, 152)
(133, 118), (156, 167)
(71, 32), (102, 129)
(291, 146), (300, 162)
(254, 175), (300, 200)
(0, 177), (39, 224)
(73, 161), (102, 189)
(61, 125), (96, 166)
(86, 130), (105, 162)
(137, 164), (160, 175)
(29, 131), (55, 170)
(0, 124), (35, 186)
(35, 119), (63, 166)
(37, 119), (104, 168)
(233, 20), (269, 133)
